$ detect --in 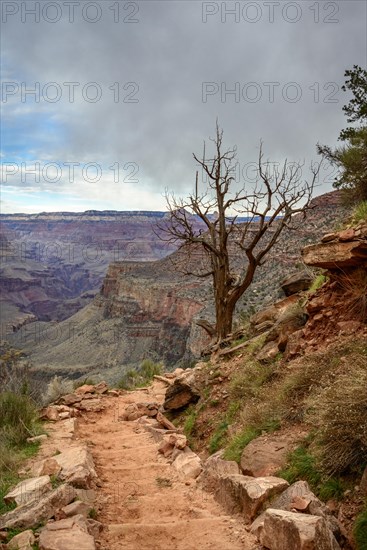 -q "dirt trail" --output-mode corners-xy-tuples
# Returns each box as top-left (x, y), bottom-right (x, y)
(75, 380), (257, 550)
